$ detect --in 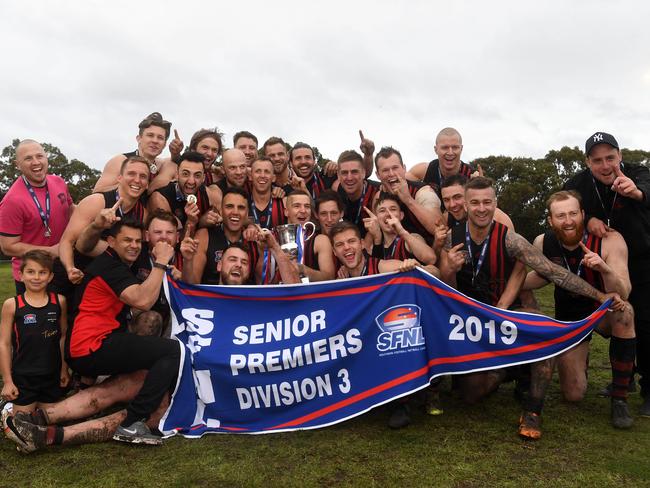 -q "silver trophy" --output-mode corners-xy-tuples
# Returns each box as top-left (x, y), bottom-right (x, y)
(275, 222), (316, 260)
